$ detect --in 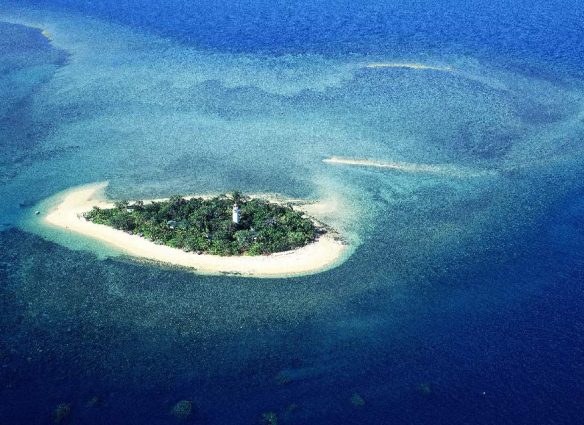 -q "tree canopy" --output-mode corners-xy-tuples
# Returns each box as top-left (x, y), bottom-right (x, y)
(84, 193), (321, 256)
